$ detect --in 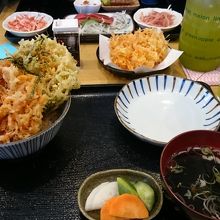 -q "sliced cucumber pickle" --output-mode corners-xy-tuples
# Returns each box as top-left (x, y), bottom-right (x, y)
(117, 177), (138, 196)
(134, 181), (155, 211)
